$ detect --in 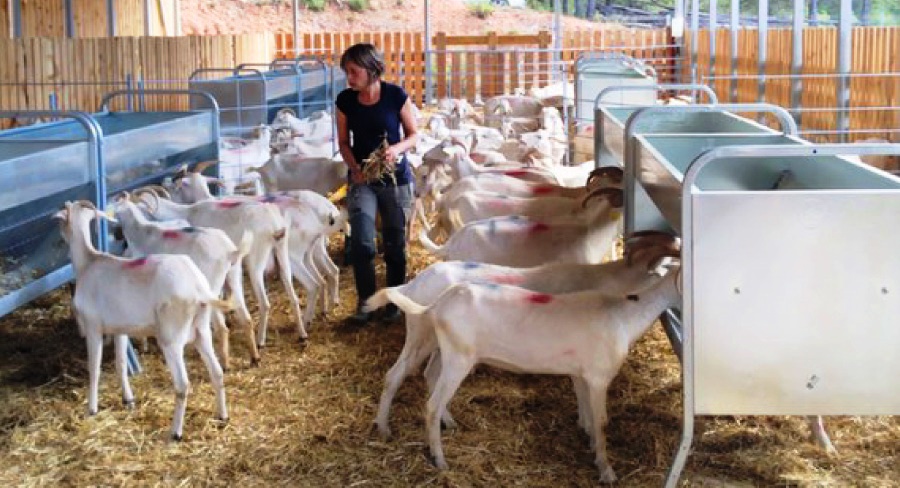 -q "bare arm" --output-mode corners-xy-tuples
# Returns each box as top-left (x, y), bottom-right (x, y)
(384, 98), (419, 163)
(336, 107), (365, 185)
